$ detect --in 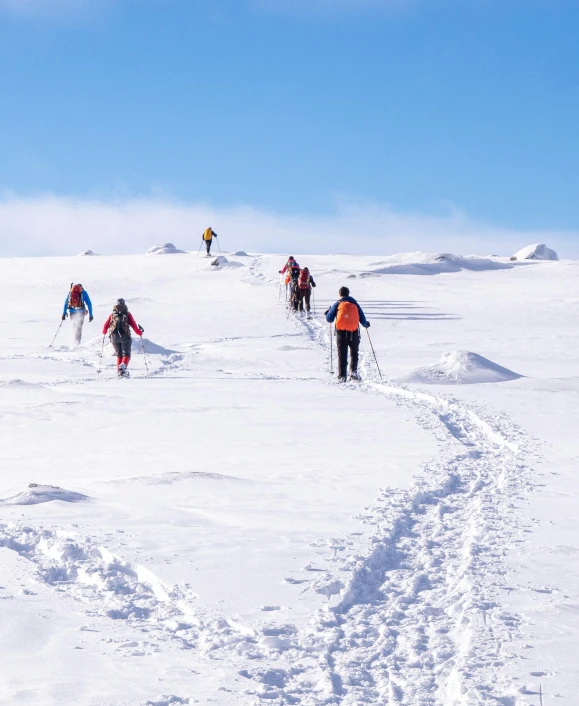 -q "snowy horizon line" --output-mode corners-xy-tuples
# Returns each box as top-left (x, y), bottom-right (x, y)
(0, 192), (575, 259)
